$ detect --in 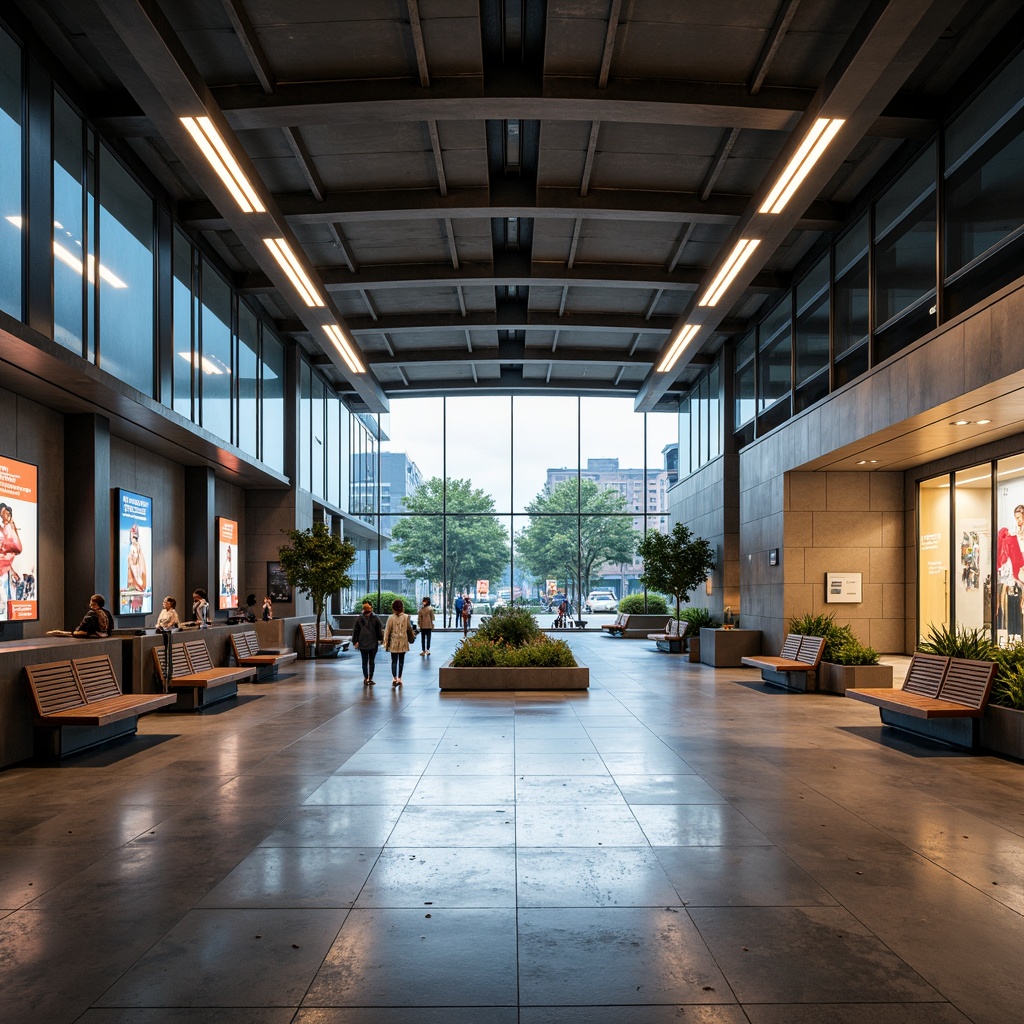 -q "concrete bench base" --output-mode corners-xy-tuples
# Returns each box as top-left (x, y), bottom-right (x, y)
(165, 679), (239, 711)
(35, 719), (138, 759)
(759, 667), (817, 692)
(880, 708), (979, 750)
